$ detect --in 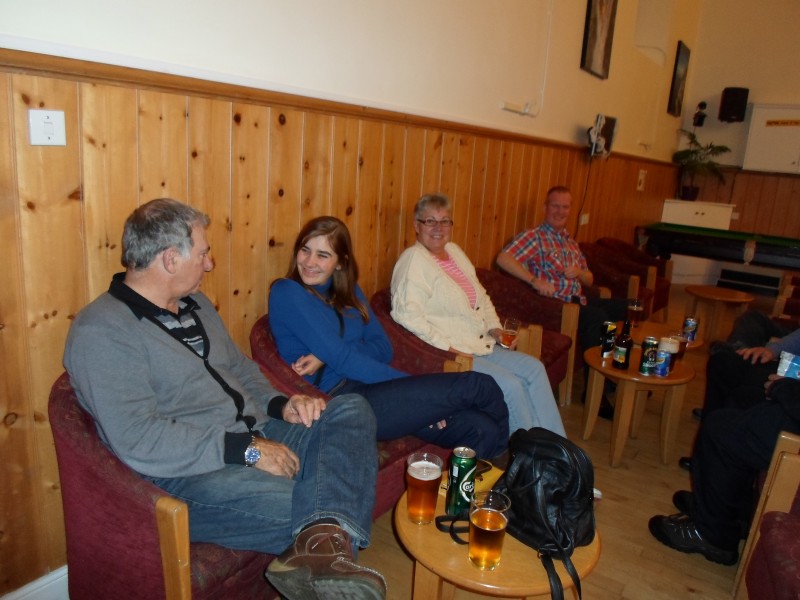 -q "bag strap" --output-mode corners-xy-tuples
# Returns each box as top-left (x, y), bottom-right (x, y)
(533, 470), (583, 600)
(434, 513), (469, 545)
